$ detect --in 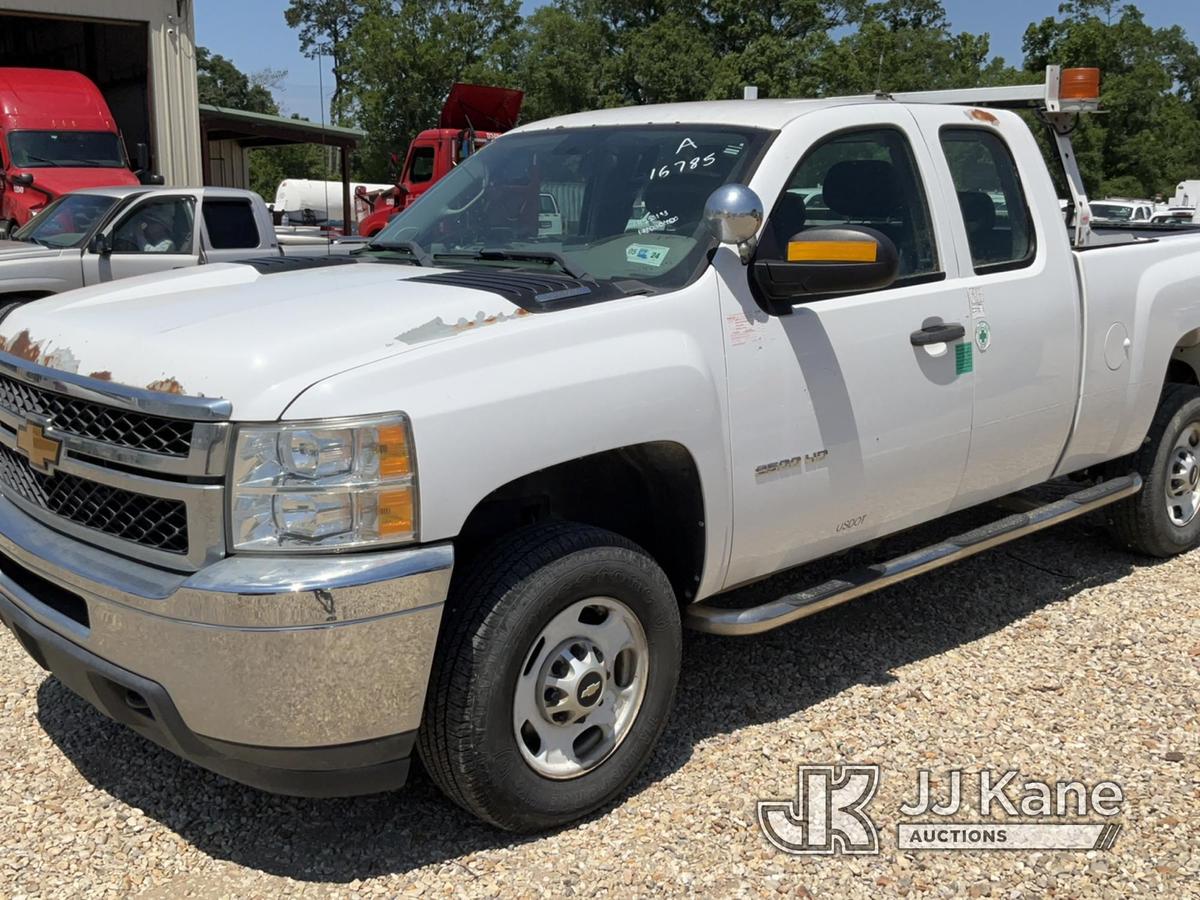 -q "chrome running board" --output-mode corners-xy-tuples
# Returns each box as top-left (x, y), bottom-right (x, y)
(685, 474), (1142, 636)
